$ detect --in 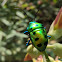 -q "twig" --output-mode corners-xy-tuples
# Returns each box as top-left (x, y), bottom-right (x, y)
(42, 51), (51, 62)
